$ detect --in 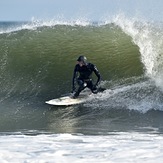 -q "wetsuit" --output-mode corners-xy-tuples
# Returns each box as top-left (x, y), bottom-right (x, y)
(72, 63), (101, 97)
